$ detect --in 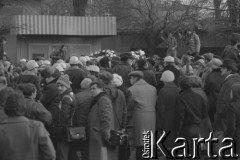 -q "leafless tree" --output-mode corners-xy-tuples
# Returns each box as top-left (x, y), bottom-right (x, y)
(72, 0), (88, 16)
